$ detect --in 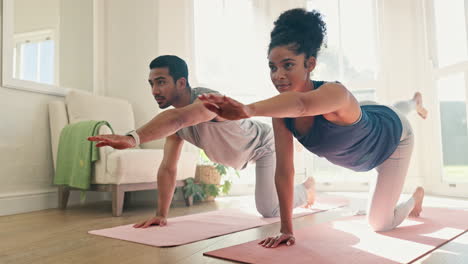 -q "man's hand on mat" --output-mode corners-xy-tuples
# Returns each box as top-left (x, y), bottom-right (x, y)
(259, 233), (295, 248)
(133, 217), (167, 228)
(198, 94), (253, 120)
(87, 134), (135, 149)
